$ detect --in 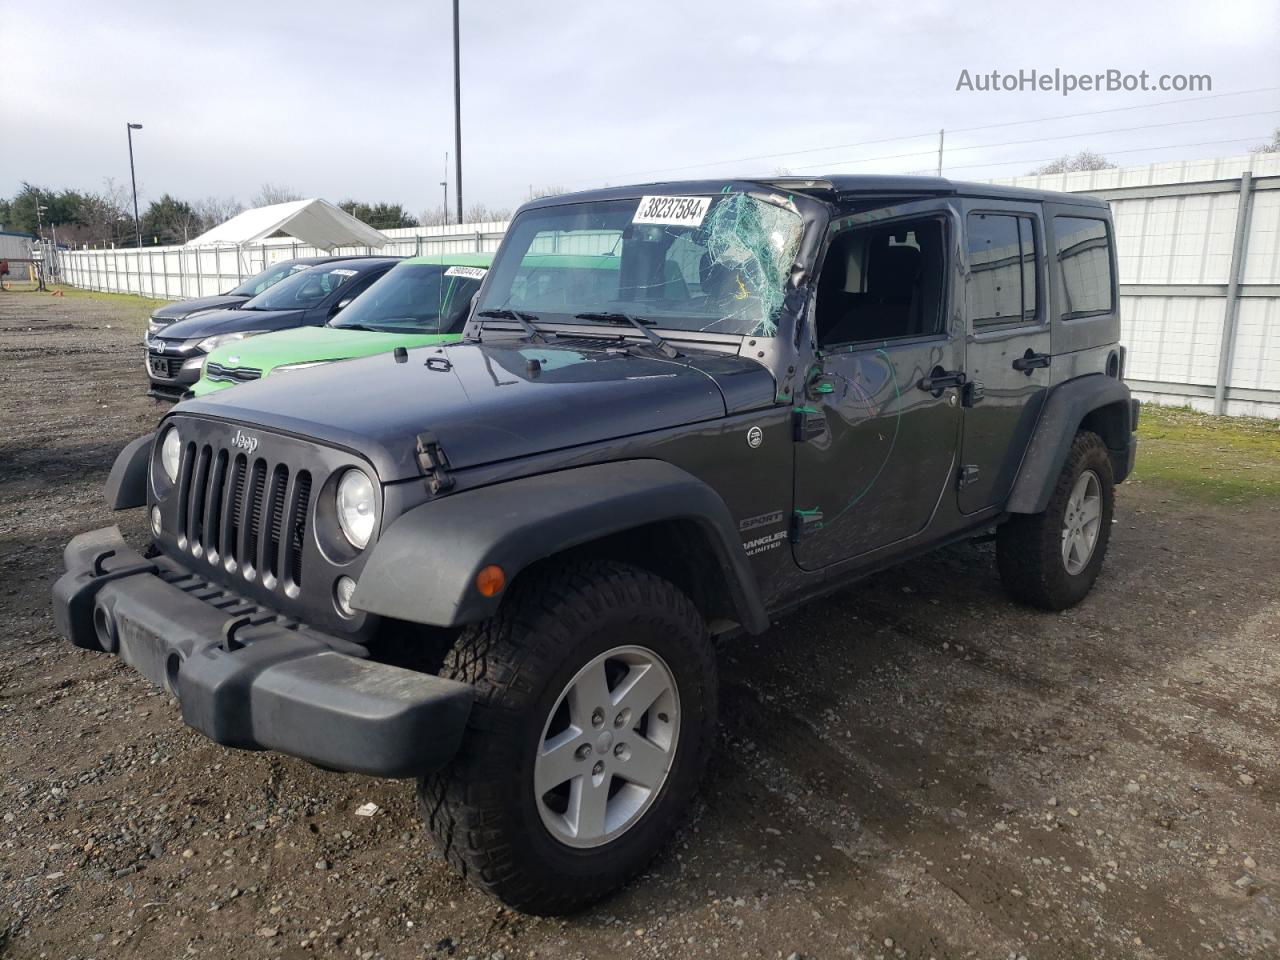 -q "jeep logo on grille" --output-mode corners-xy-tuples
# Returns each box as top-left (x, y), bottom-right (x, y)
(231, 429), (259, 455)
